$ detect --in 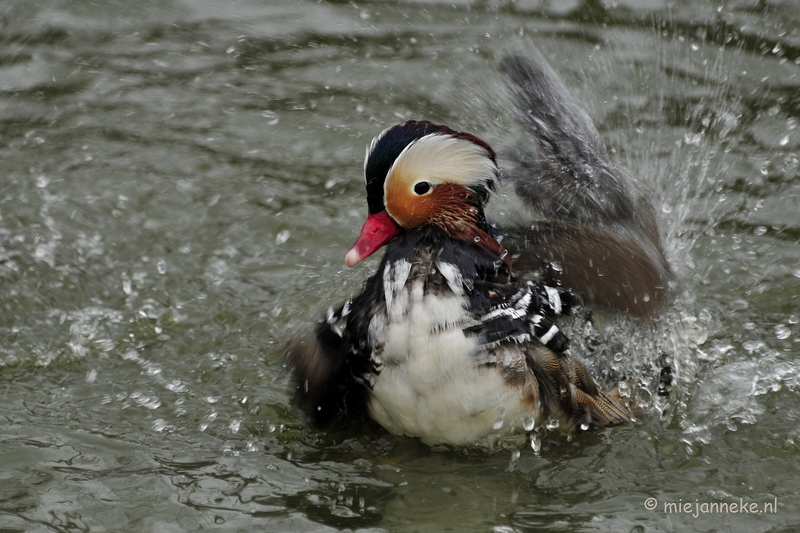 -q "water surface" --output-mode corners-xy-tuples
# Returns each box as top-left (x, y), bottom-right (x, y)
(1, 0), (799, 531)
